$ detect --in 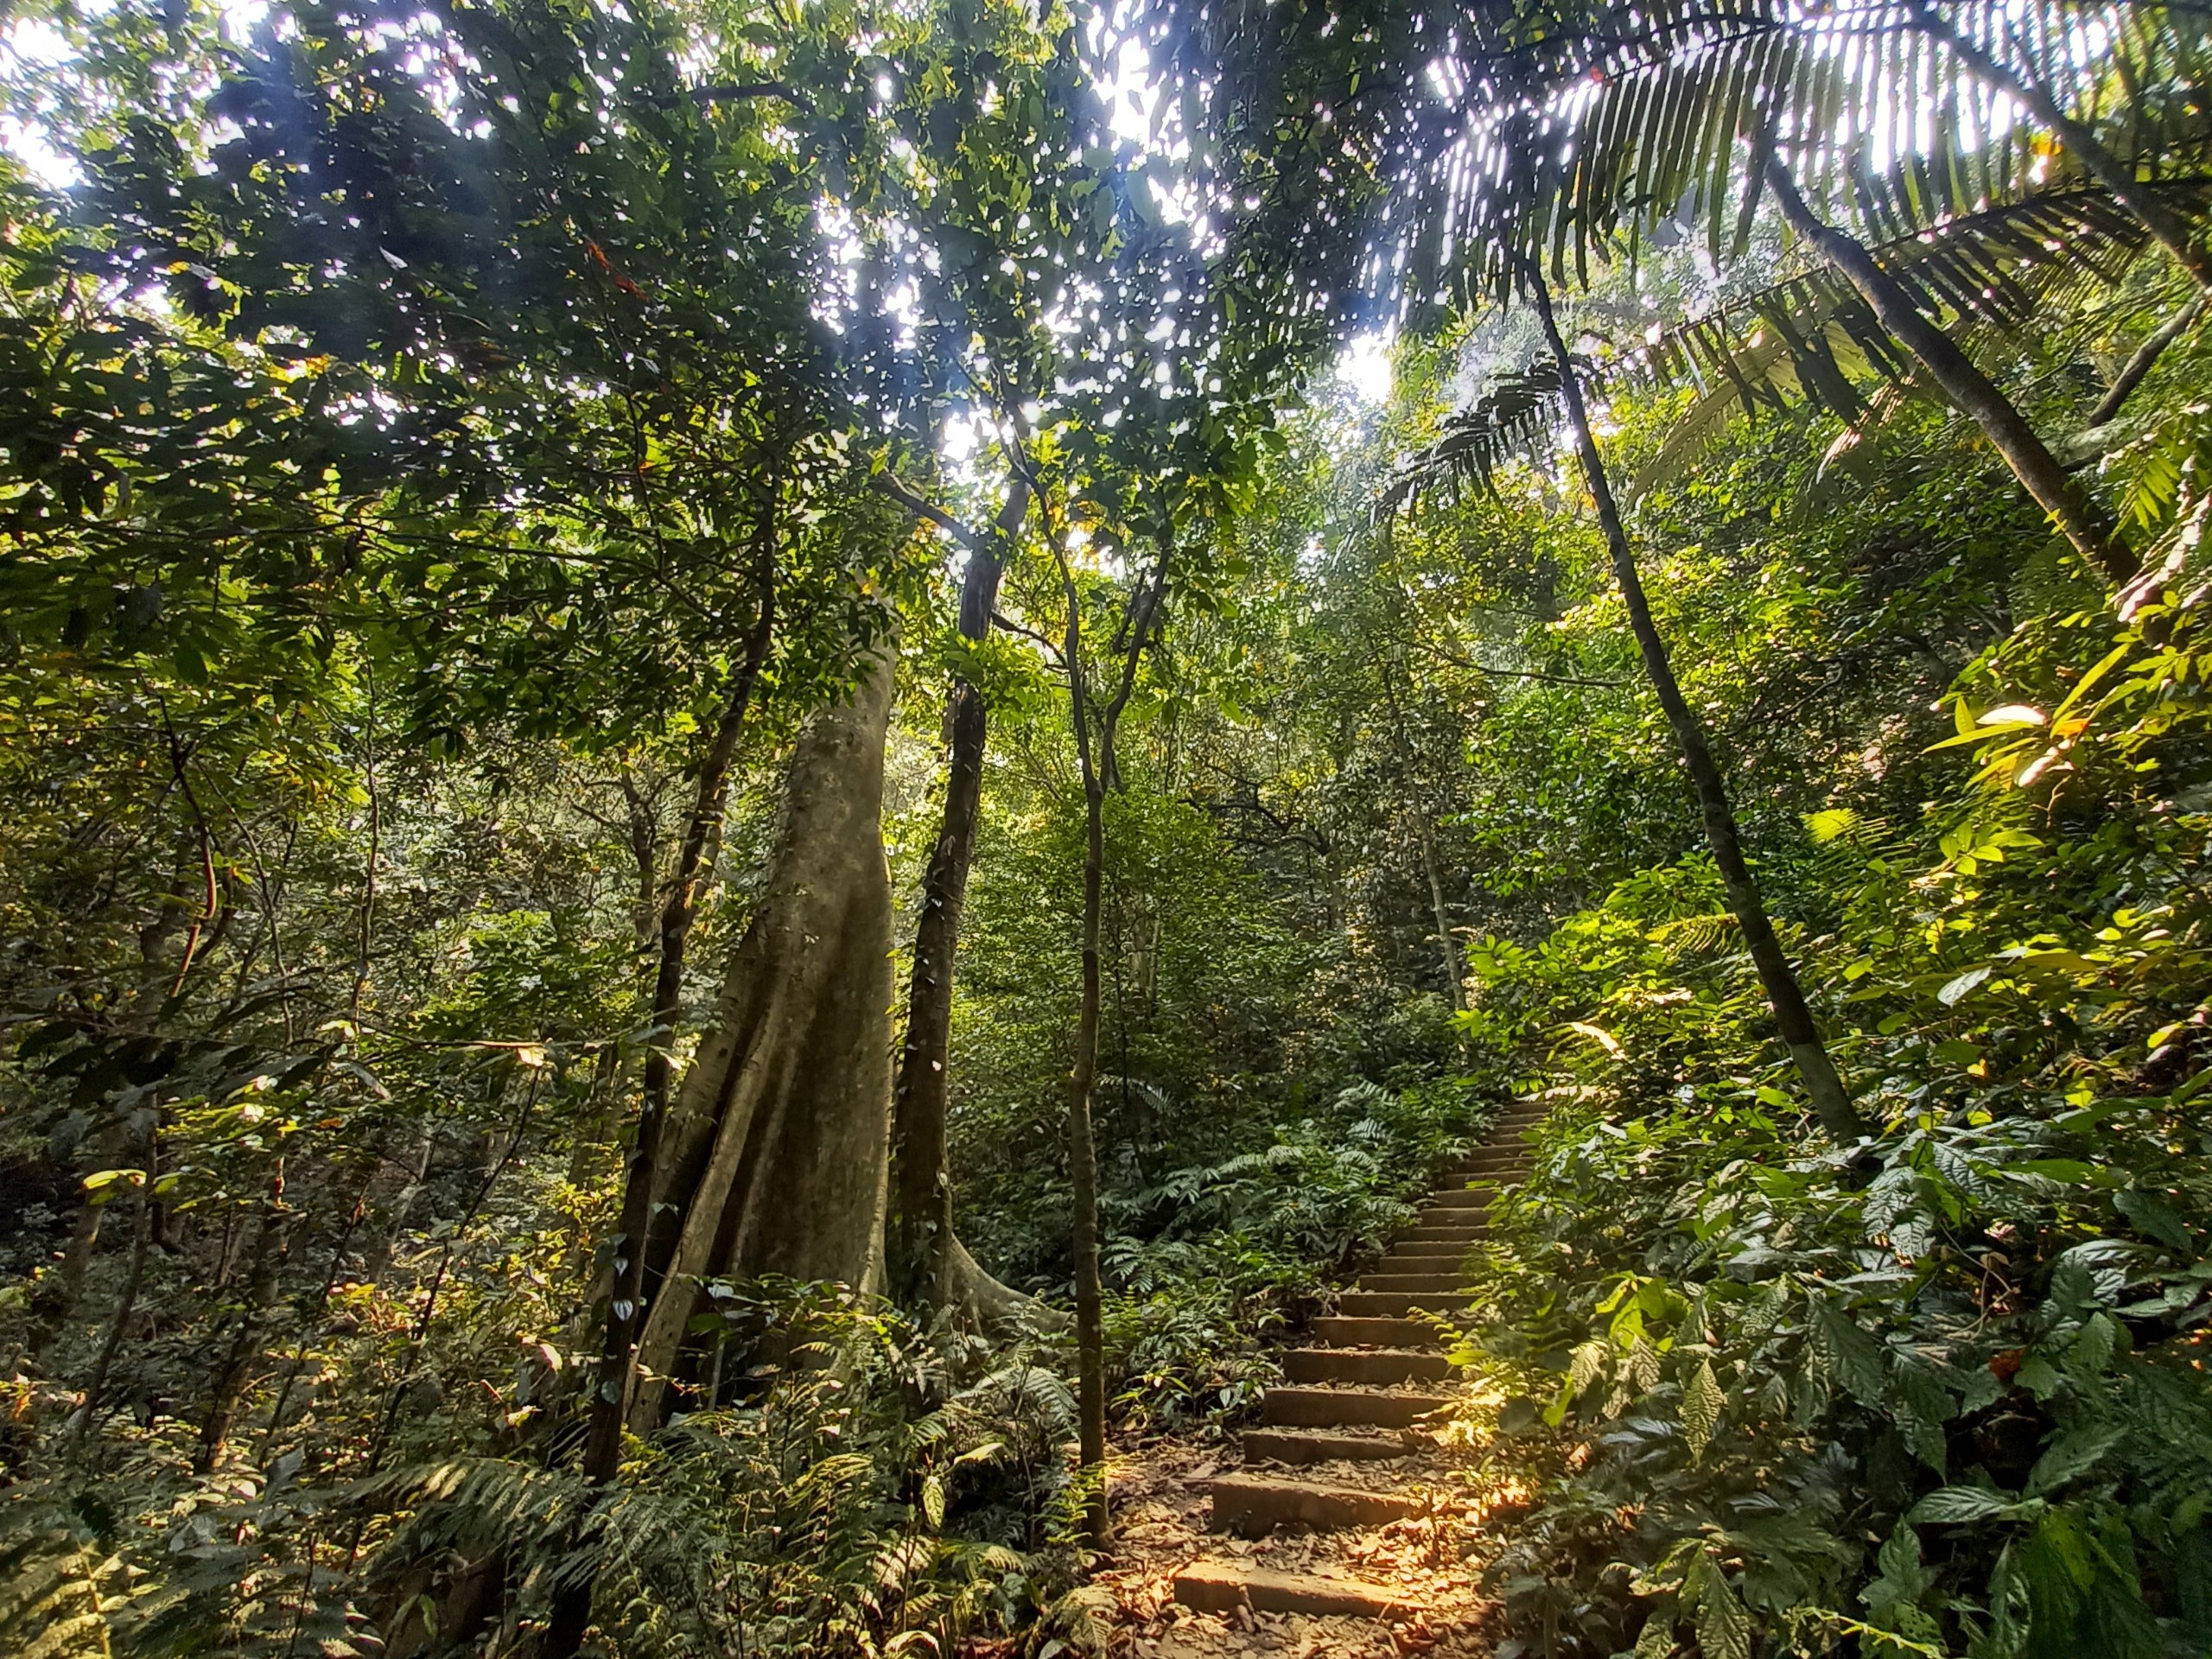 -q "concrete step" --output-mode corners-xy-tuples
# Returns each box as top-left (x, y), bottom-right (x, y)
(1402, 1224), (1484, 1243)
(1283, 1346), (1452, 1386)
(1387, 1239), (1473, 1257)
(1262, 1387), (1449, 1429)
(1242, 1426), (1410, 1465)
(1210, 1473), (1422, 1535)
(1313, 1313), (1432, 1347)
(1414, 1215), (1488, 1236)
(1173, 1560), (1408, 1618)
(1359, 1272), (1465, 1292)
(1424, 1194), (1495, 1221)
(1338, 1289), (1465, 1319)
